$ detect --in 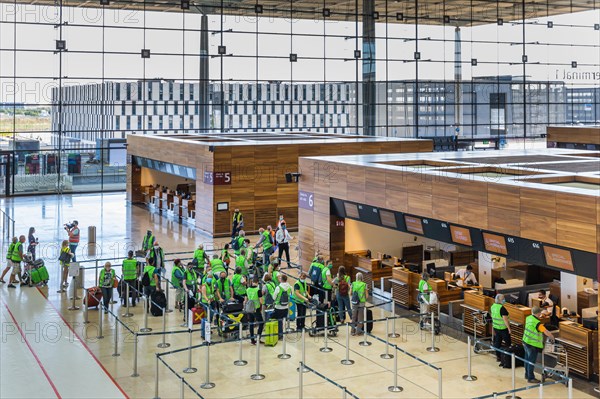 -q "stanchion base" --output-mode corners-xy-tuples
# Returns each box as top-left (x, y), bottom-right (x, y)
(131, 373), (139, 378)
(388, 386), (403, 392)
(166, 309), (173, 313)
(110, 300), (117, 304)
(112, 353), (120, 357)
(250, 374), (265, 380)
(140, 328), (152, 333)
(426, 347), (440, 352)
(83, 321), (90, 324)
(320, 347), (333, 353)
(200, 382), (215, 390)
(157, 343), (171, 348)
(296, 367), (310, 373)
(96, 335), (104, 339)
(504, 396), (521, 399)
(380, 354), (394, 359)
(183, 367), (197, 374)
(68, 306), (81, 310)
(122, 313), (134, 318)
(277, 354), (291, 359)
(234, 360), (248, 366)
(462, 375), (477, 381)
(594, 387), (600, 394)
(388, 333), (401, 338)
(359, 341), (372, 347)
(340, 360), (355, 366)
(180, 322), (188, 328)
